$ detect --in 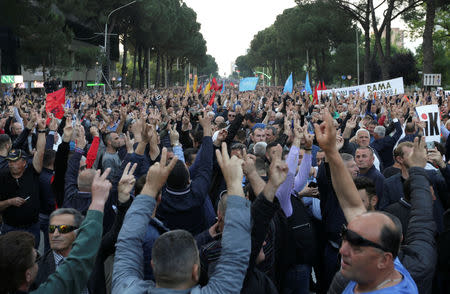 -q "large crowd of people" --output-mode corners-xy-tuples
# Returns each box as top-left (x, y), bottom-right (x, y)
(0, 85), (449, 294)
